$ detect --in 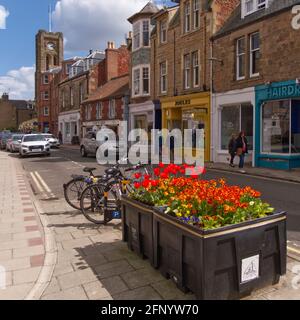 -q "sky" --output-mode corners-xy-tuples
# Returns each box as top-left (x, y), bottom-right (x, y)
(0, 0), (175, 100)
